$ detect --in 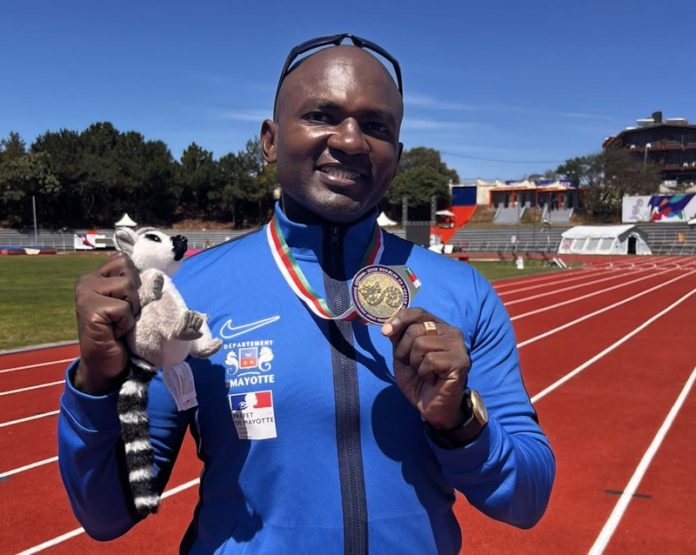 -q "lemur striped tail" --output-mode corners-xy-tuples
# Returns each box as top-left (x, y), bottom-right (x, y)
(117, 358), (159, 516)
